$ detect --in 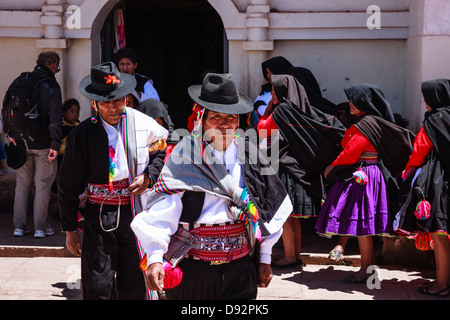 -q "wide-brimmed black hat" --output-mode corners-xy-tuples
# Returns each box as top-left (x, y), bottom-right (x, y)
(79, 62), (136, 101)
(188, 73), (253, 115)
